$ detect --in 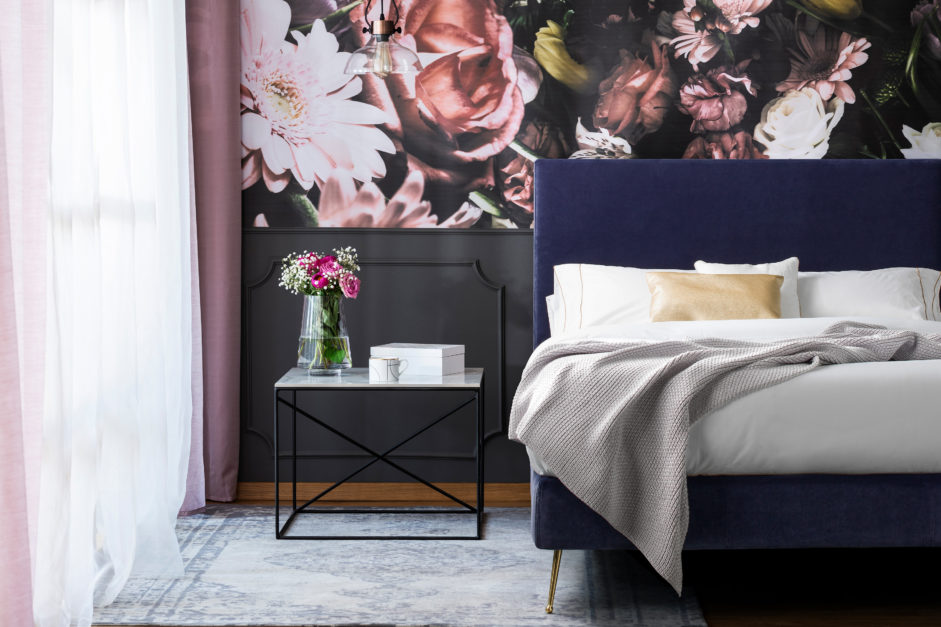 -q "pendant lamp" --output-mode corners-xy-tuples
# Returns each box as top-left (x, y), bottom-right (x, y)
(344, 0), (422, 79)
